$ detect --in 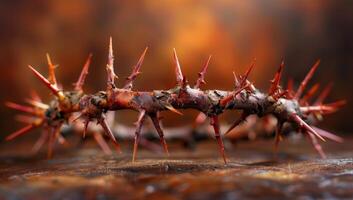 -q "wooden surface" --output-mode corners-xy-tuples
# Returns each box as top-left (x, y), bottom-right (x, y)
(0, 137), (352, 200)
